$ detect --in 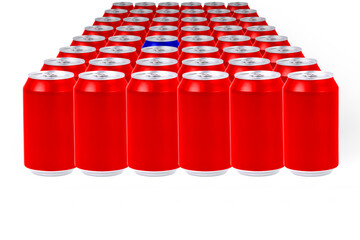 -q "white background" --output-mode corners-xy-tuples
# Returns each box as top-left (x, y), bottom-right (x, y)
(0, 0), (359, 239)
